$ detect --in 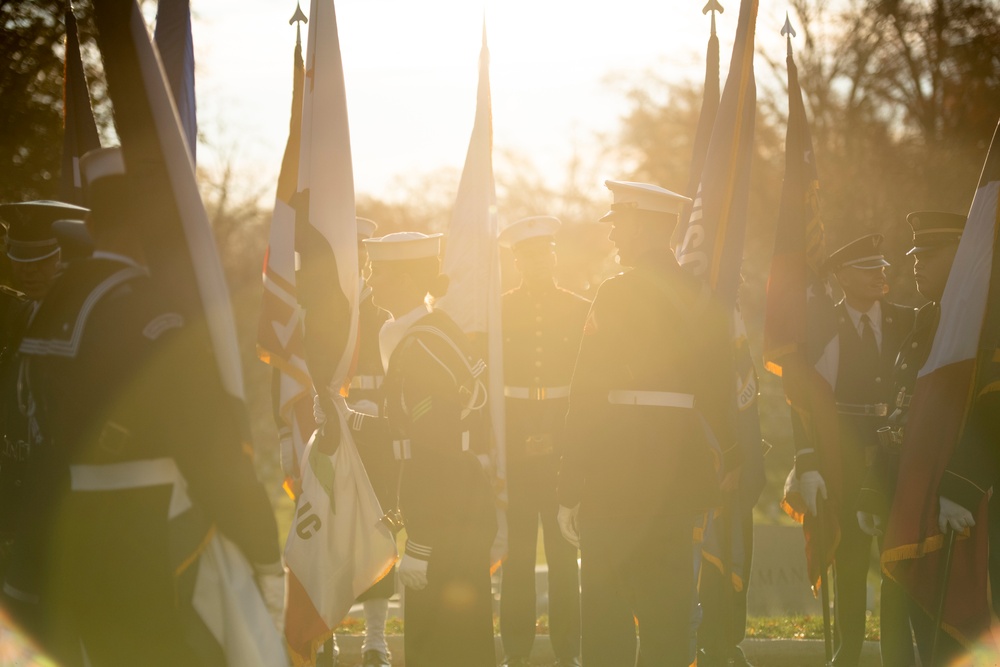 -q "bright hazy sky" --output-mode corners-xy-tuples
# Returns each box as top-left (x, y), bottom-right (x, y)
(188, 0), (793, 201)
